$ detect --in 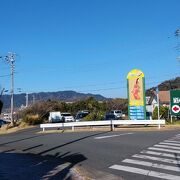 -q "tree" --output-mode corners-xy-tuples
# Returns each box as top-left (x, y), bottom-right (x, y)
(152, 106), (169, 119)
